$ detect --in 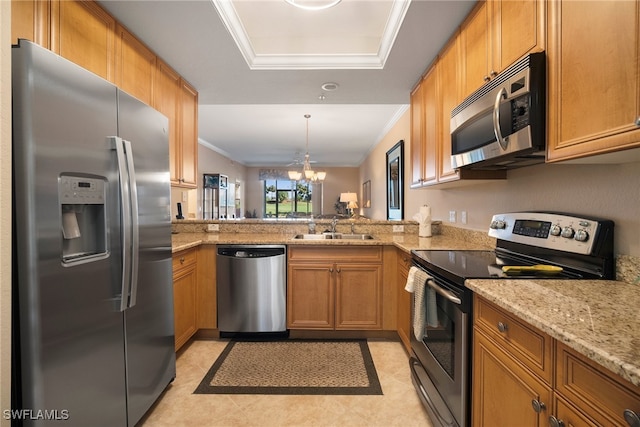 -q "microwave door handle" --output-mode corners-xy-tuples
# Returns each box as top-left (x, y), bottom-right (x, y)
(427, 279), (462, 305)
(493, 87), (509, 150)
